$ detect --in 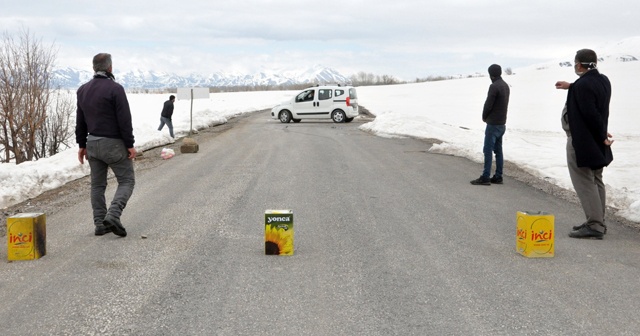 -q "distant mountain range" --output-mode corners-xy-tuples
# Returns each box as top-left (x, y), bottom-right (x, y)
(52, 65), (351, 90)
(51, 36), (640, 90)
(526, 36), (640, 70)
